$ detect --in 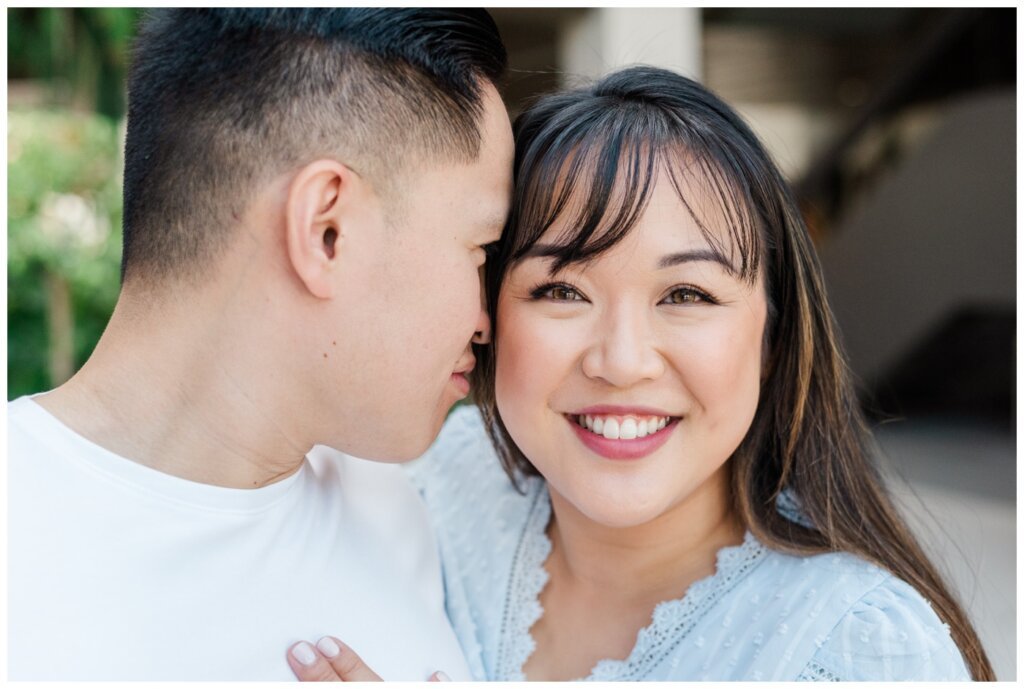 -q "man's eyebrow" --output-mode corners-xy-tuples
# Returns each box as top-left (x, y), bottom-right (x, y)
(658, 249), (738, 275)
